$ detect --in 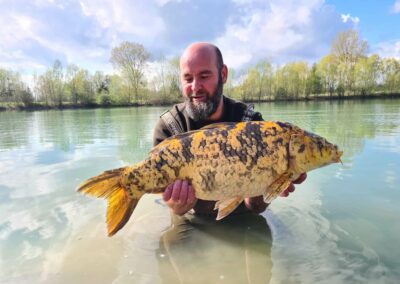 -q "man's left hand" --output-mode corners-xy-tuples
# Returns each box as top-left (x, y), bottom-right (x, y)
(280, 173), (307, 197)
